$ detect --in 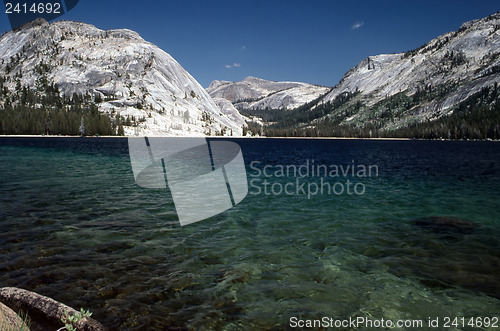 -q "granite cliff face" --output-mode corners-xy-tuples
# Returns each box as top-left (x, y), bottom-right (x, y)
(2, 12), (499, 137)
(315, 12), (500, 129)
(209, 13), (500, 134)
(0, 19), (244, 136)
